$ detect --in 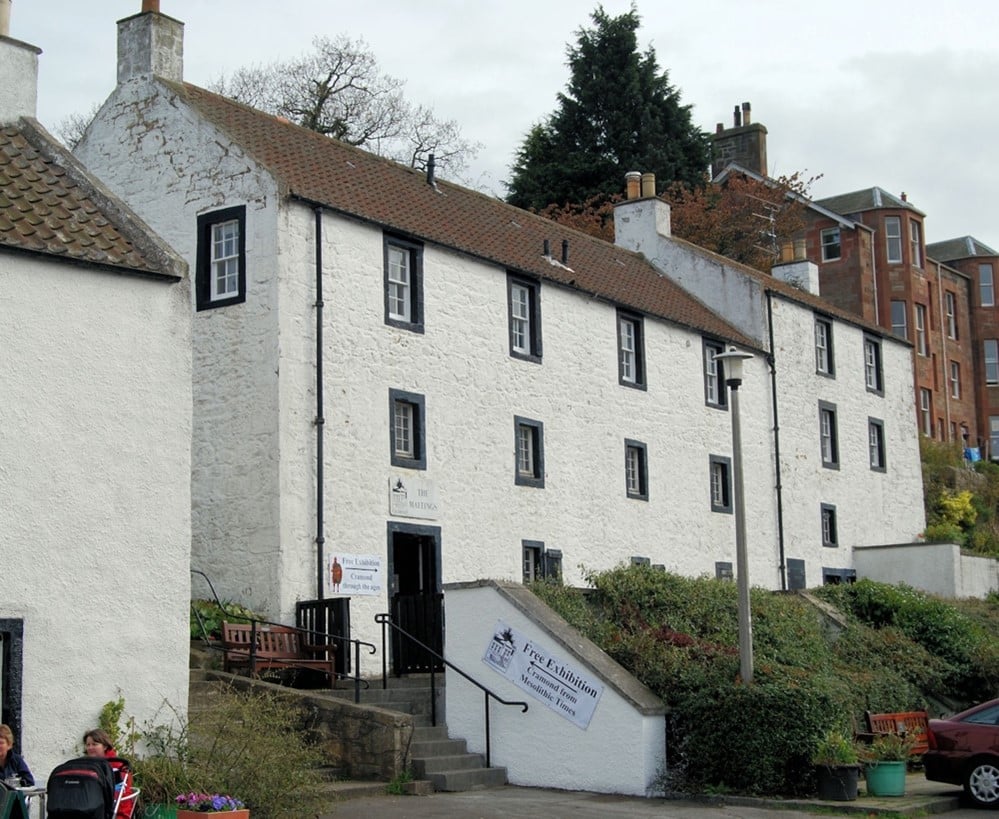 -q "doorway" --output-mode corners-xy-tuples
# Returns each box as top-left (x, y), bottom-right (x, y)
(0, 619), (23, 751)
(387, 522), (443, 674)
